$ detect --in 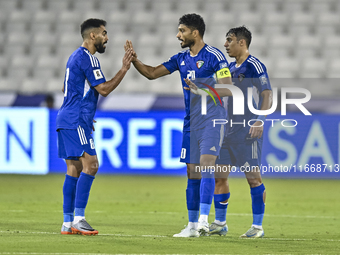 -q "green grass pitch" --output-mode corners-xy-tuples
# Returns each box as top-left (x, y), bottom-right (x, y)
(0, 174), (339, 254)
